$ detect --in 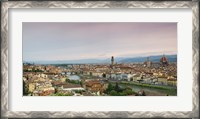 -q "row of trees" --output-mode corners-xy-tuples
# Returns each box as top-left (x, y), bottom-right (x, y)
(23, 80), (29, 95)
(105, 82), (137, 96)
(50, 93), (73, 96)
